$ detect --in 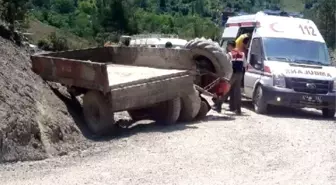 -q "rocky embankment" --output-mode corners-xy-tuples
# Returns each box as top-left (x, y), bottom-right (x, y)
(0, 37), (90, 162)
